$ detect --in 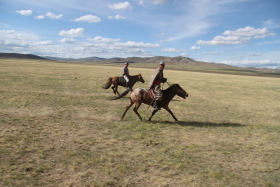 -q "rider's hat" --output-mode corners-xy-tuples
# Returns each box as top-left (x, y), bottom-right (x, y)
(125, 62), (129, 65)
(159, 61), (165, 65)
